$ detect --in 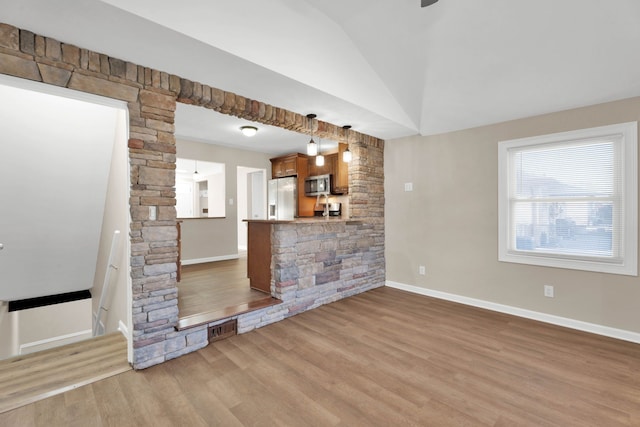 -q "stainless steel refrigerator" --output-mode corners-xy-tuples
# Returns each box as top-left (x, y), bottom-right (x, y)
(268, 177), (297, 220)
